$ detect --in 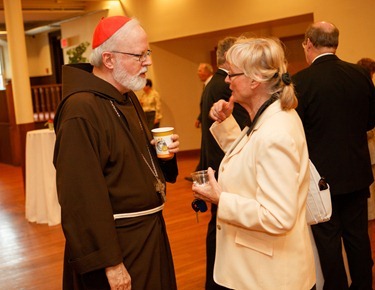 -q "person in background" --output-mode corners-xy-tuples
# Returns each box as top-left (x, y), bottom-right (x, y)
(358, 58), (375, 222)
(358, 58), (375, 81)
(139, 78), (163, 130)
(195, 63), (214, 129)
(293, 21), (375, 289)
(185, 62), (214, 182)
(53, 16), (179, 290)
(198, 36), (249, 290)
(193, 37), (316, 290)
